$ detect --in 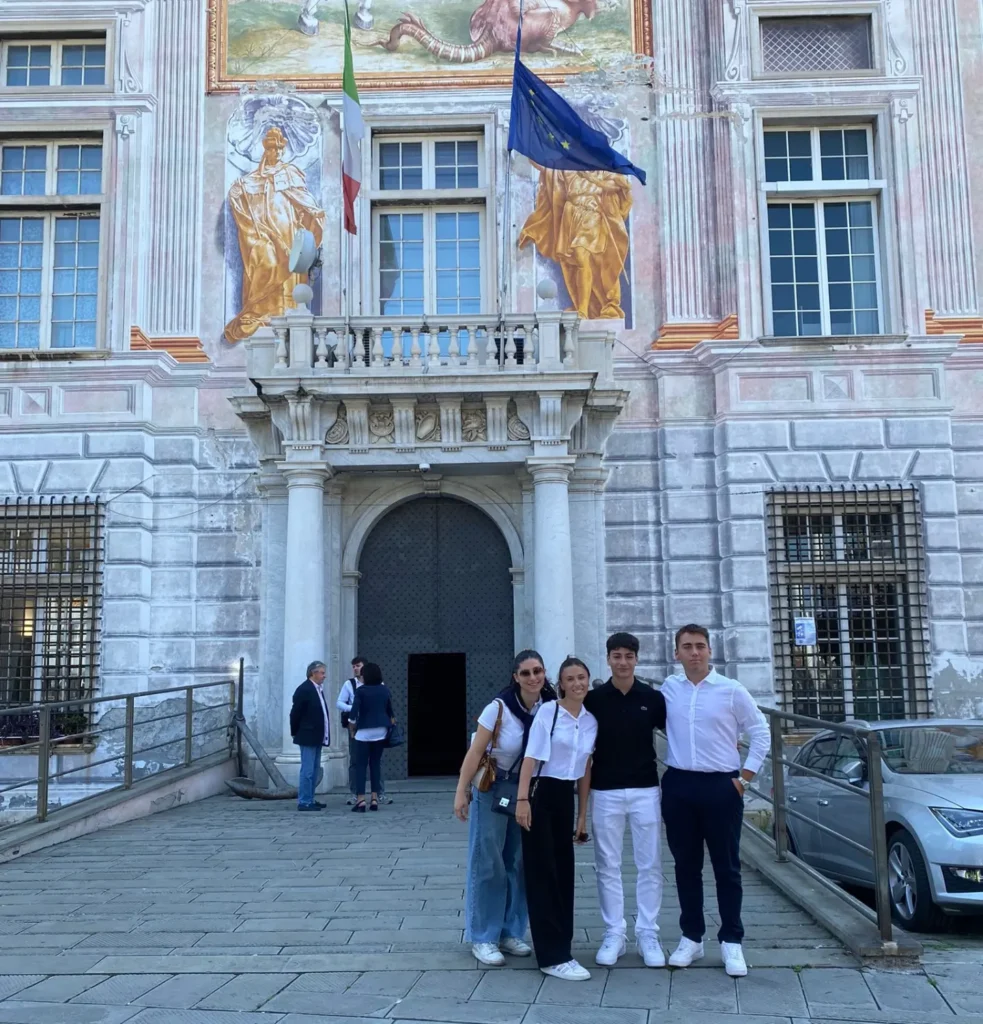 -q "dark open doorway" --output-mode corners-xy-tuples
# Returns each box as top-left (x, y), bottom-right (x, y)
(407, 652), (467, 776)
